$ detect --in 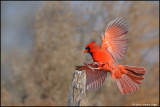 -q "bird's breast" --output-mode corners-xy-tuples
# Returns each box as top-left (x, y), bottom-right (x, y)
(92, 49), (113, 63)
